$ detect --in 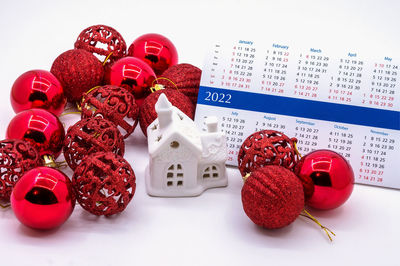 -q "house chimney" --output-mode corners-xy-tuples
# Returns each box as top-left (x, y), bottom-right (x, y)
(205, 116), (218, 133)
(155, 93), (173, 129)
